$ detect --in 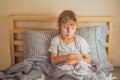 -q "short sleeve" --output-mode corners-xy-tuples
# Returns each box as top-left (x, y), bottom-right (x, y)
(48, 36), (59, 54)
(77, 36), (91, 55)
